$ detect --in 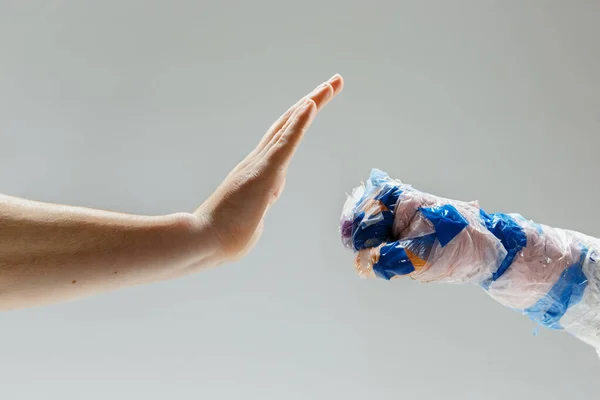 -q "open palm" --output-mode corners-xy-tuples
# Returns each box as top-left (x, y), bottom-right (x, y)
(197, 75), (344, 261)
